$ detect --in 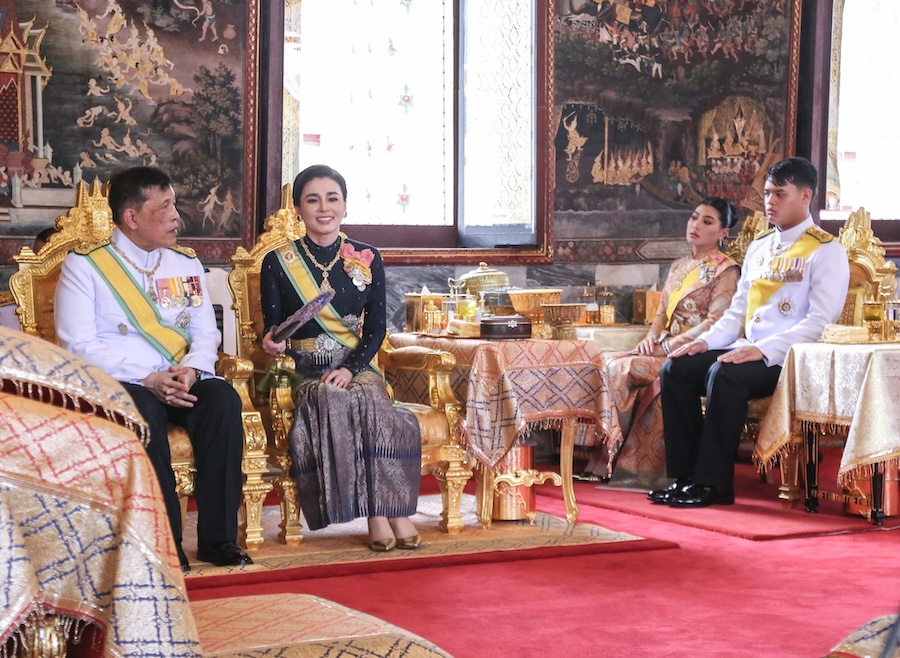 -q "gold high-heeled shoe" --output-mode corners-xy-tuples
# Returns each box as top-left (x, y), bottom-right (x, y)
(368, 537), (397, 552)
(396, 535), (421, 550)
